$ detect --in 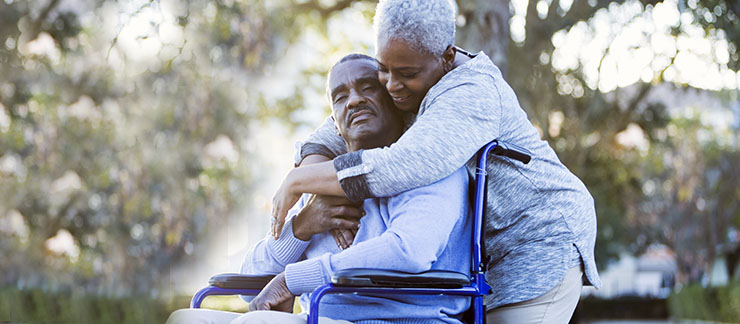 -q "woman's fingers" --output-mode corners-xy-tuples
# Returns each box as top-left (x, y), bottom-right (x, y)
(271, 185), (295, 239)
